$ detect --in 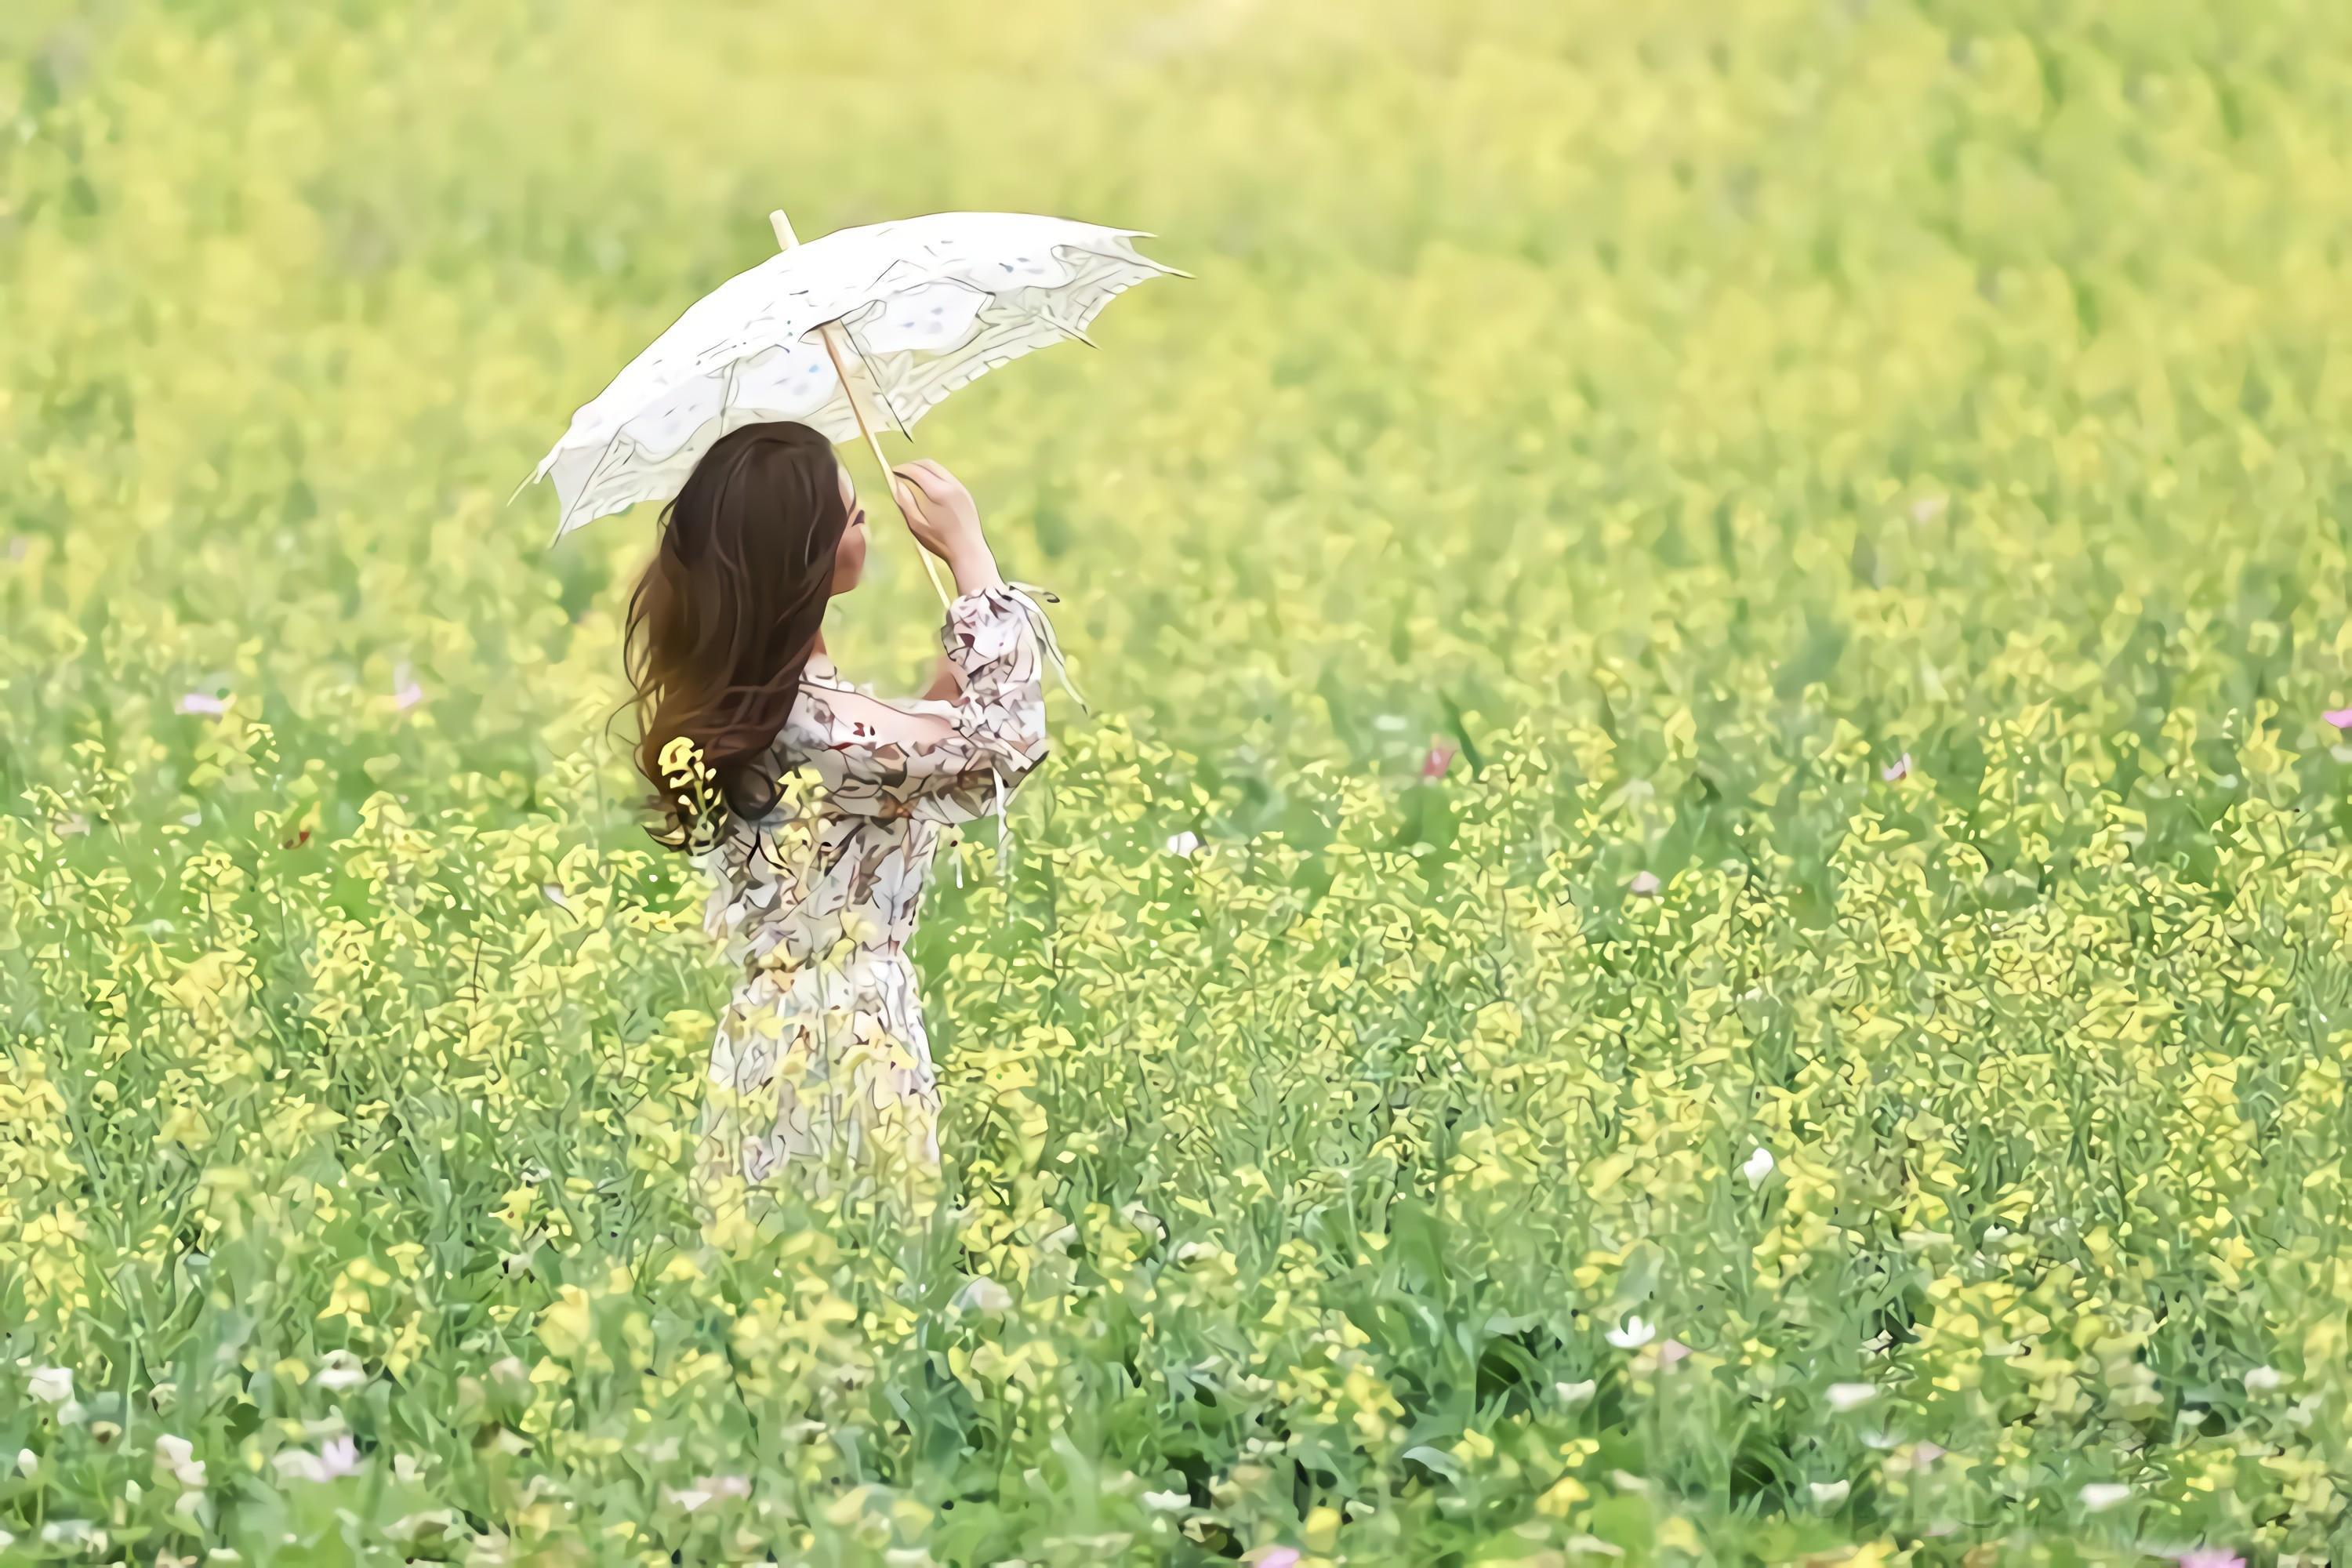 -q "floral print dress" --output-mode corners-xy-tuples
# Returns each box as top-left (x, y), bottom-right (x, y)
(690, 584), (1064, 1204)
